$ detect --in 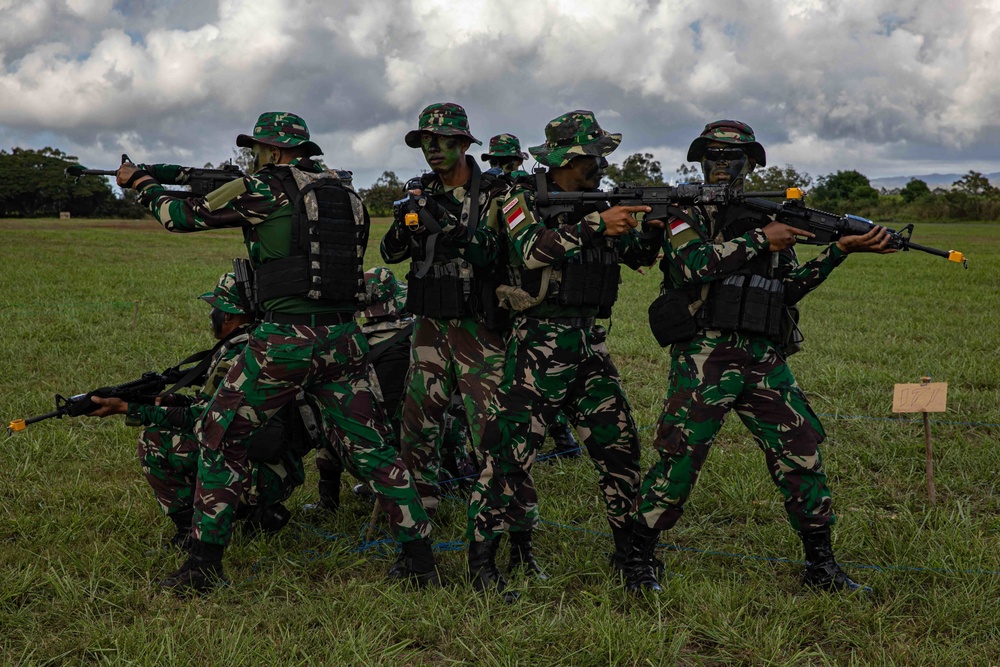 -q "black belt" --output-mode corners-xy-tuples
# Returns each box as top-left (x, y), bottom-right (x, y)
(263, 311), (354, 326)
(533, 316), (596, 328)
